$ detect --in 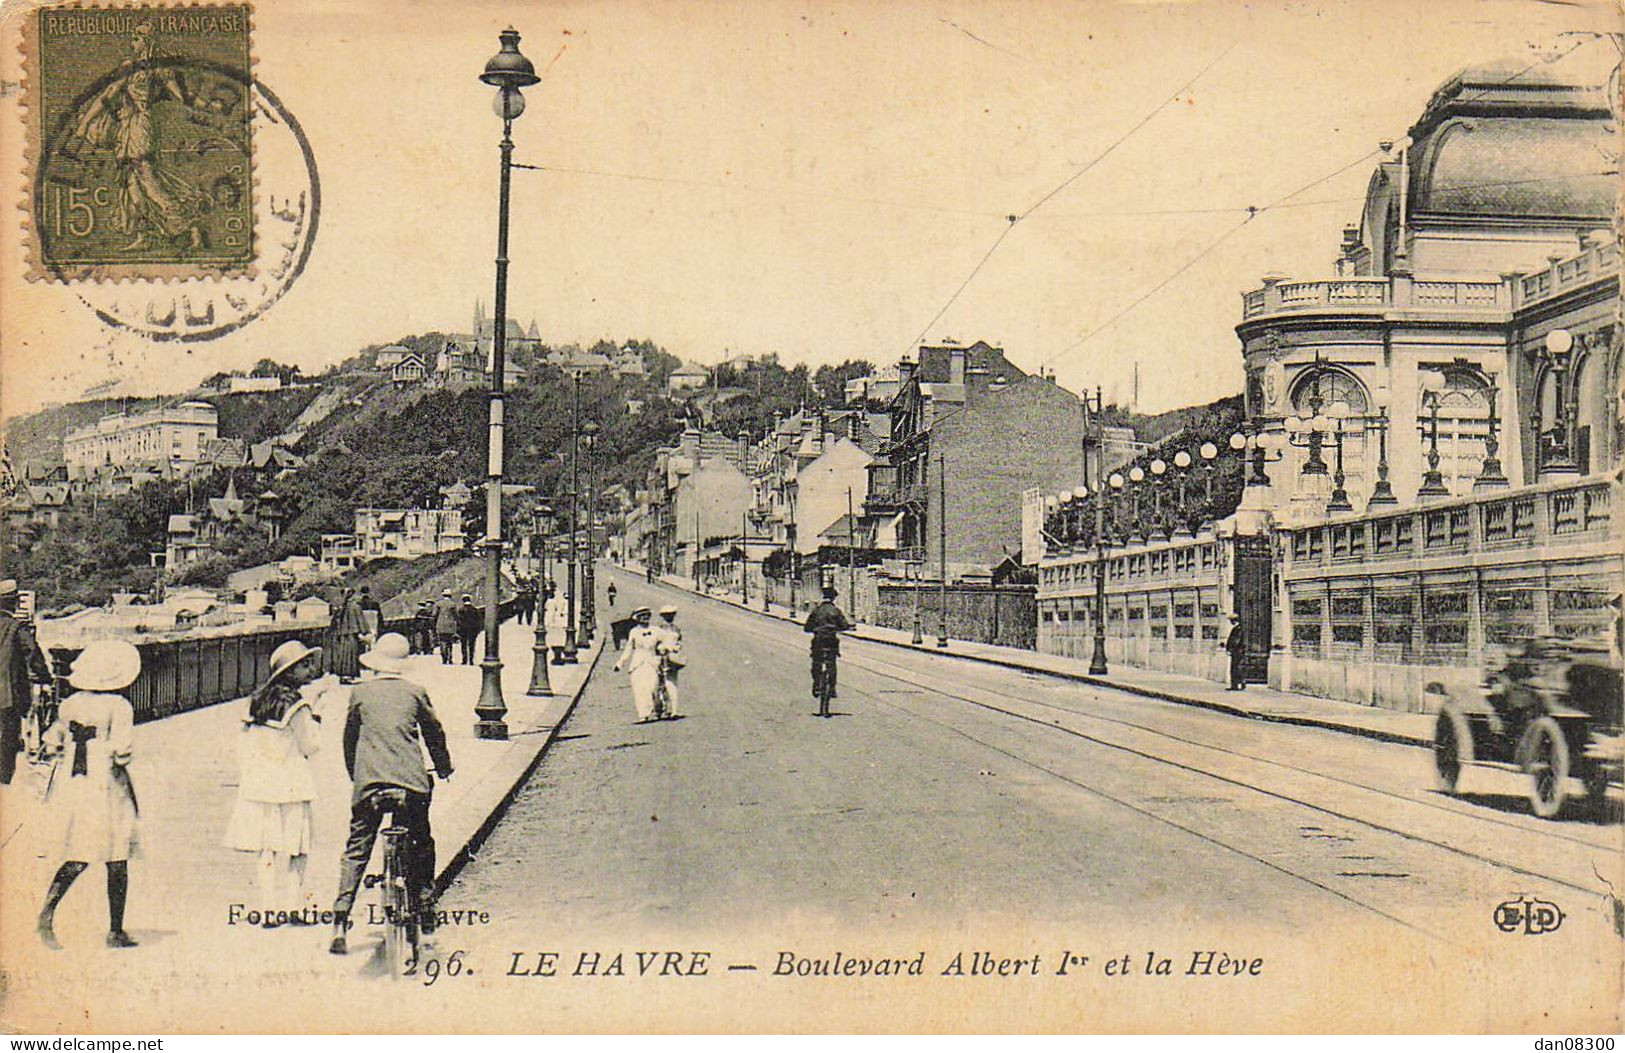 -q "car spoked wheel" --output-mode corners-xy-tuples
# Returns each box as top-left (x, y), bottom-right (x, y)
(1522, 716), (1571, 819)
(1433, 708), (1472, 793)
